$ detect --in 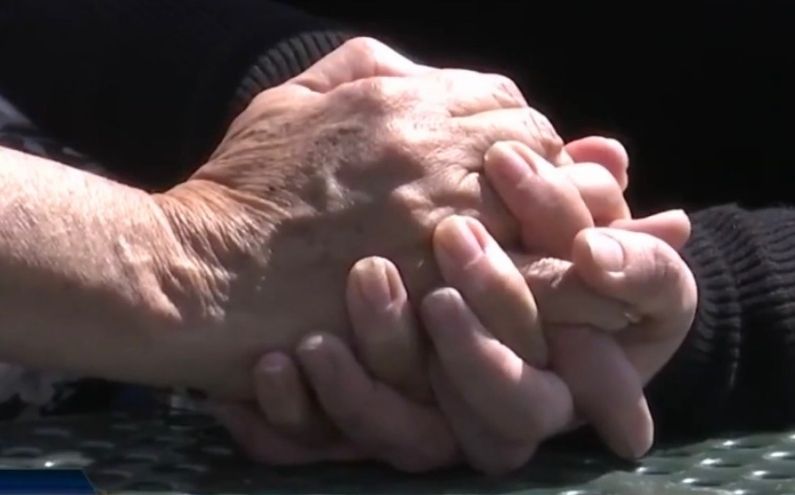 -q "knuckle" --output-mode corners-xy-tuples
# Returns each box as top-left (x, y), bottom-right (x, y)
(627, 238), (685, 304)
(341, 78), (418, 130)
(522, 257), (571, 289)
(330, 81), (412, 153)
(333, 76), (400, 116)
(649, 243), (683, 288)
(380, 119), (412, 153)
(351, 76), (394, 108)
(527, 109), (565, 160)
(489, 73), (527, 106)
(342, 36), (388, 60)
